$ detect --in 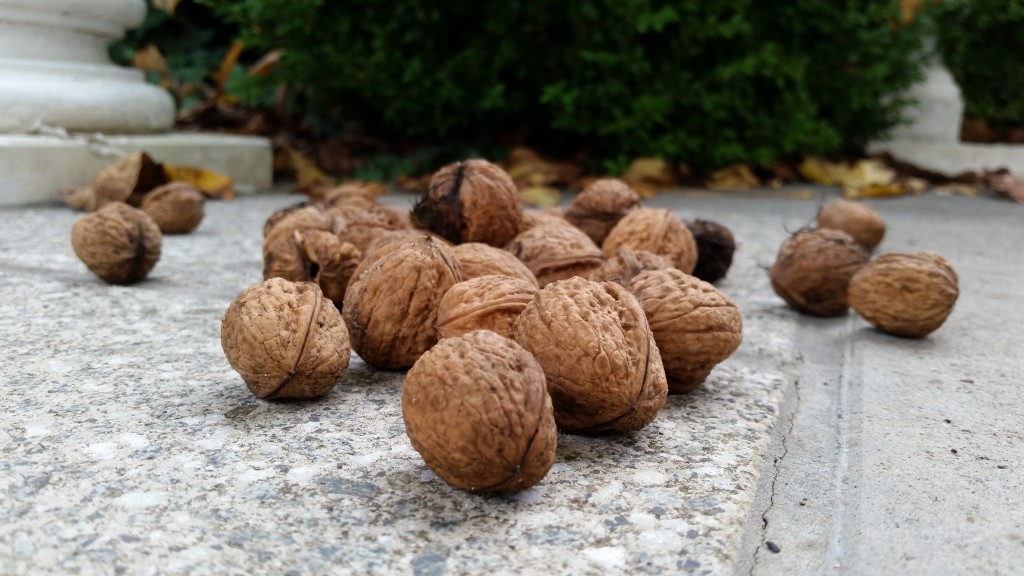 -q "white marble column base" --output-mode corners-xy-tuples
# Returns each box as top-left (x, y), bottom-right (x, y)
(0, 133), (273, 206)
